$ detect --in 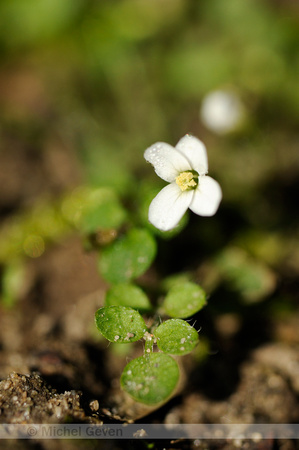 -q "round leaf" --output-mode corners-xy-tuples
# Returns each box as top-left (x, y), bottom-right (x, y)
(121, 353), (179, 405)
(105, 283), (152, 312)
(215, 247), (276, 303)
(154, 319), (199, 355)
(163, 282), (206, 318)
(99, 228), (157, 284)
(95, 306), (147, 343)
(79, 188), (126, 233)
